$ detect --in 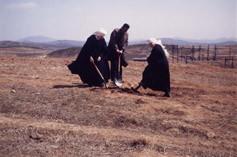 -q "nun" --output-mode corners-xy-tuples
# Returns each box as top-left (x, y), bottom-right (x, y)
(134, 38), (170, 97)
(68, 28), (110, 87)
